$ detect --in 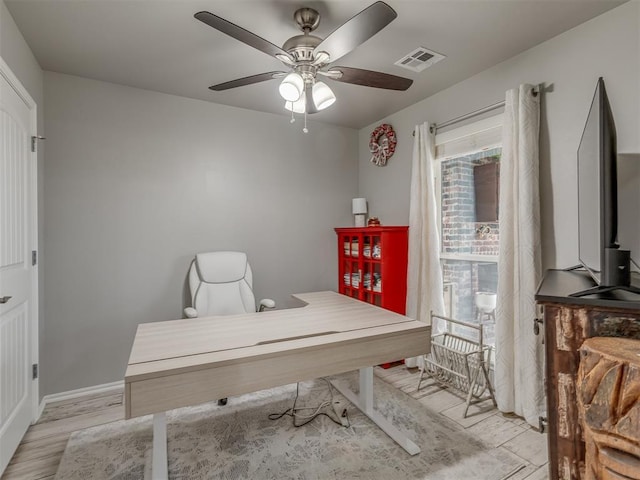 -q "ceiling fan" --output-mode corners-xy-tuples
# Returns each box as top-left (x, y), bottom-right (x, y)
(194, 1), (413, 117)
